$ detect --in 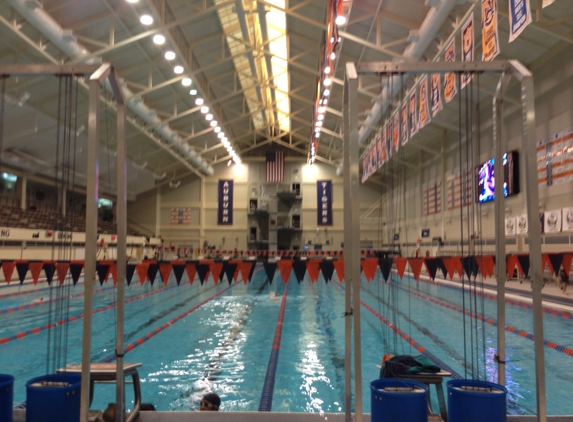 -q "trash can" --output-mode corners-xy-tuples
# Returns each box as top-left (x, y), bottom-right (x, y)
(371, 378), (428, 422)
(447, 379), (507, 422)
(0, 374), (14, 422)
(26, 373), (81, 422)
